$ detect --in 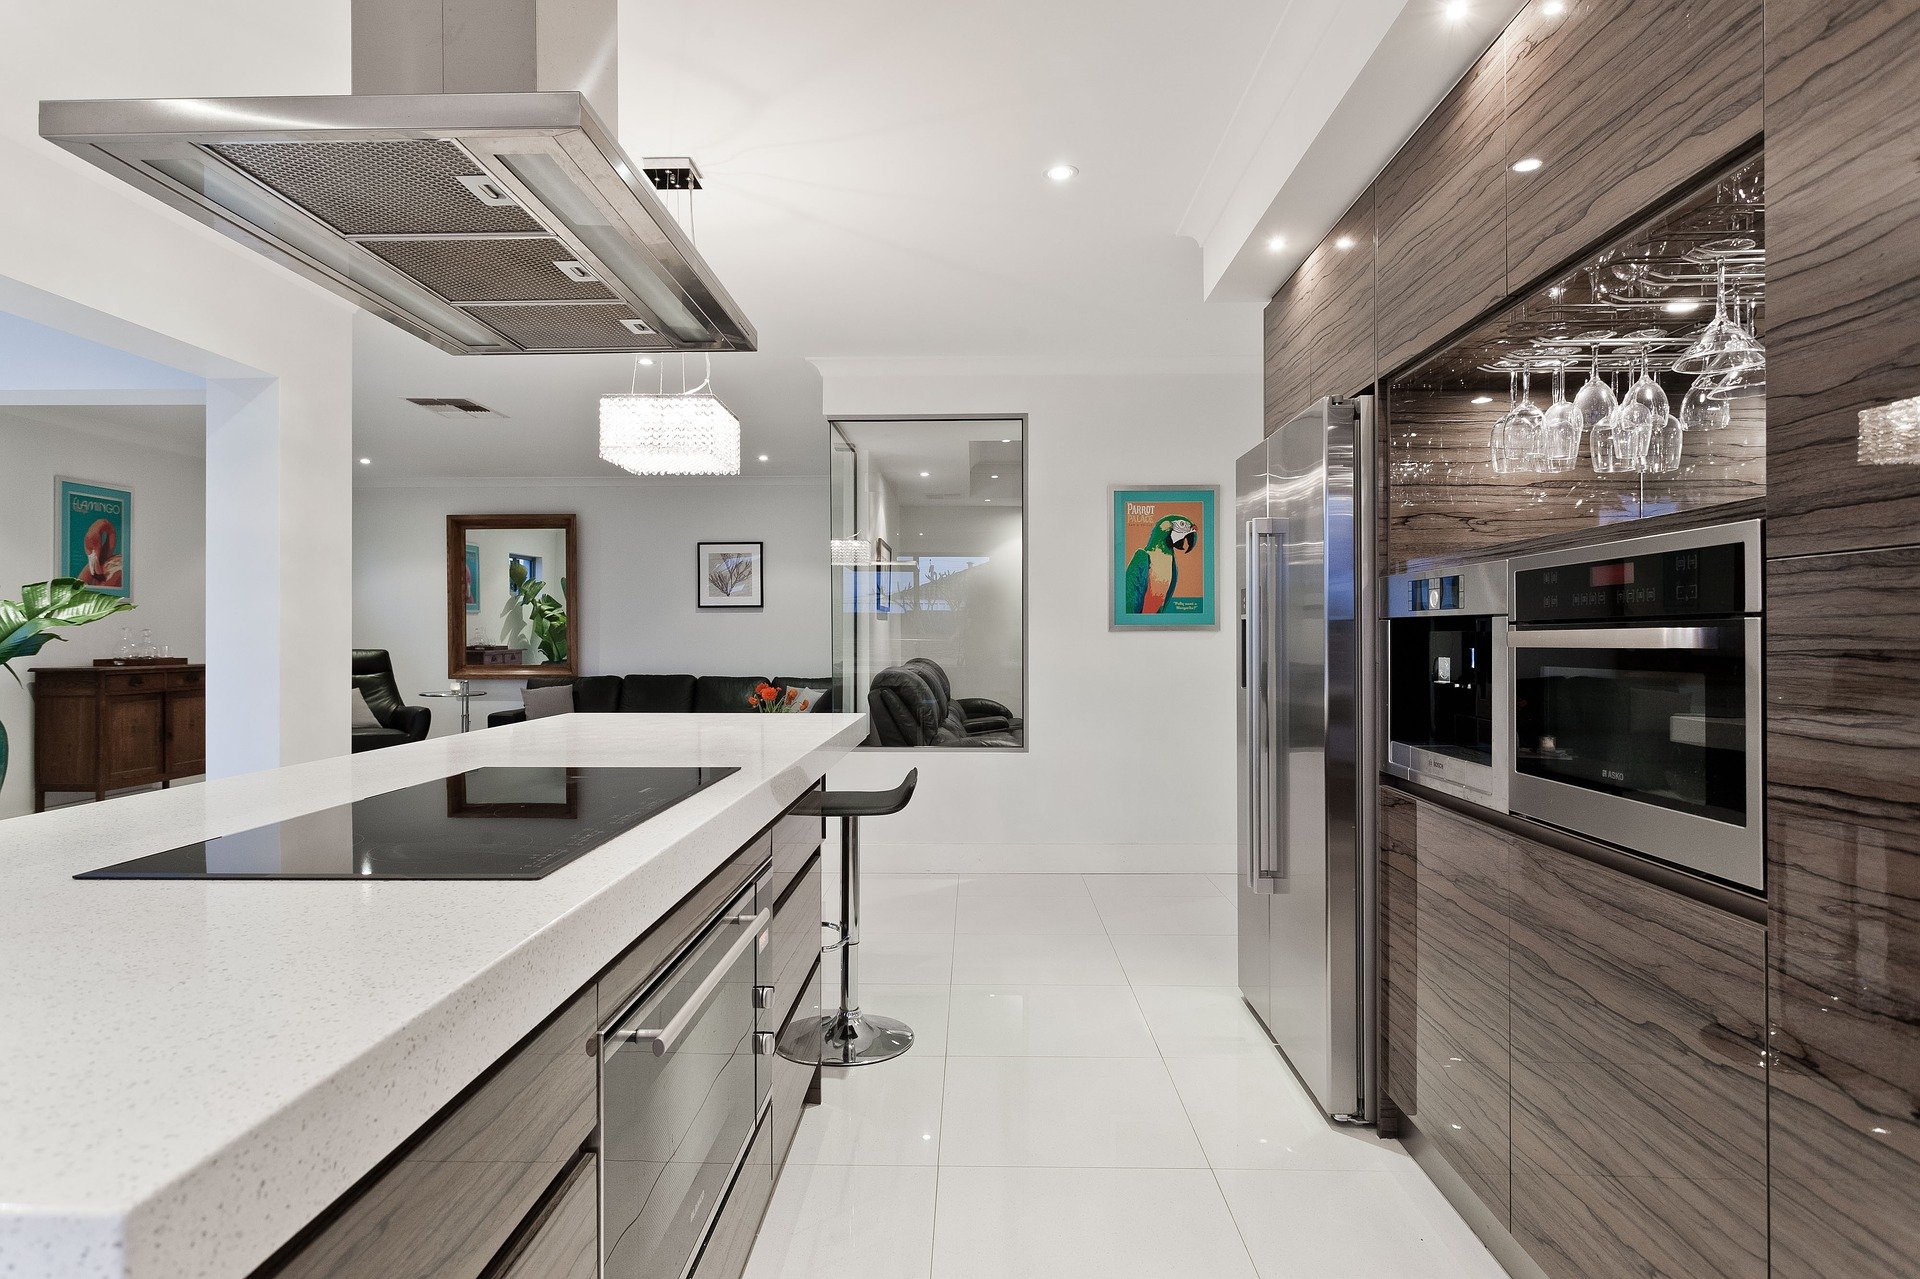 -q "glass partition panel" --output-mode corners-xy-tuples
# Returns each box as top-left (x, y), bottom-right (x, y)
(829, 417), (1025, 748)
